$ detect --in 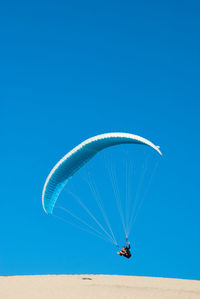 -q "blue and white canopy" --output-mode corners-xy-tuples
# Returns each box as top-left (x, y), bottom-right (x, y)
(42, 133), (162, 214)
